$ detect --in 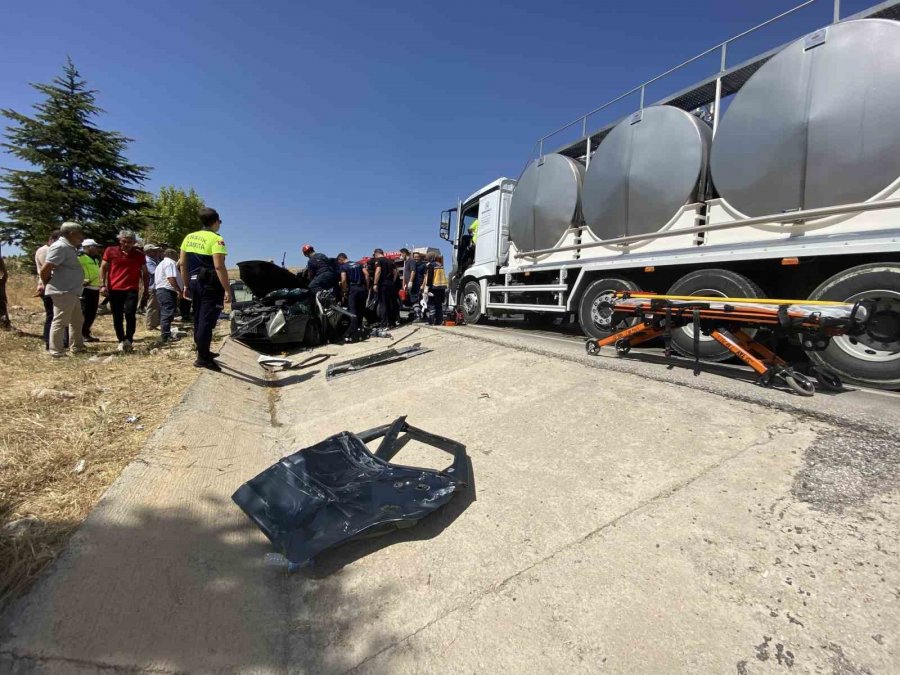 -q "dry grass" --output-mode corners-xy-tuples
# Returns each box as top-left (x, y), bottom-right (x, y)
(0, 269), (202, 609)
